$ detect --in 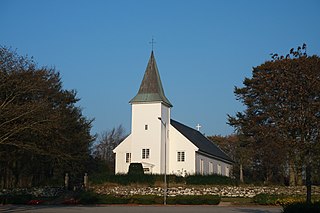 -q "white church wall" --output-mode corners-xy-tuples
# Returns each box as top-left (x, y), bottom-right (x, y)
(131, 102), (169, 174)
(113, 134), (132, 174)
(169, 126), (198, 176)
(195, 152), (232, 177)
